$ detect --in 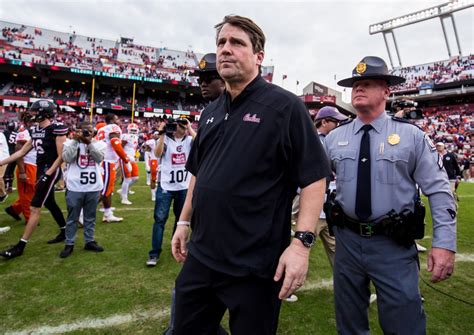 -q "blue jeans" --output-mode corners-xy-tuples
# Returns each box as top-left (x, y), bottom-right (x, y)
(149, 183), (187, 258)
